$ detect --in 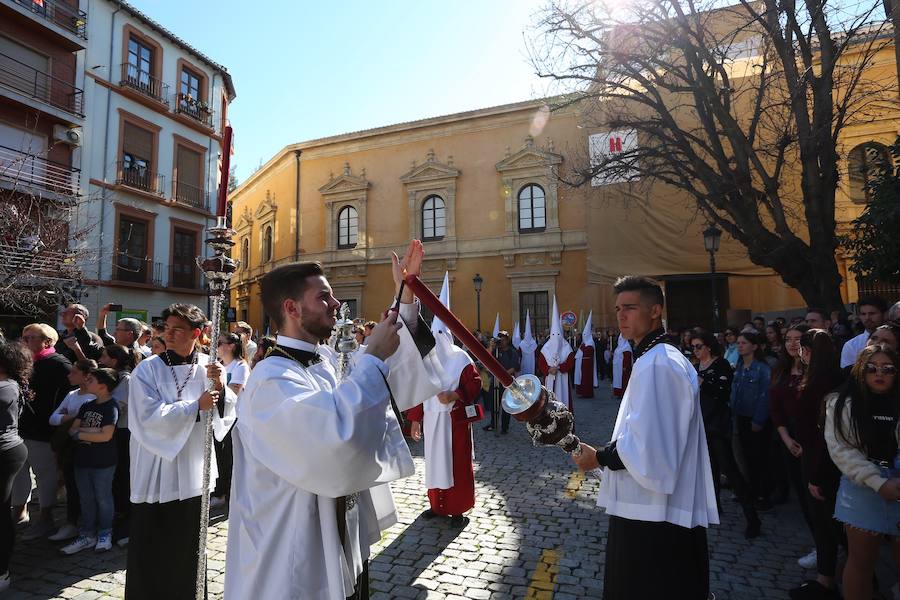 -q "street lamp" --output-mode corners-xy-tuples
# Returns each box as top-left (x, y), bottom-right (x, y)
(703, 223), (722, 331)
(473, 273), (484, 331)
